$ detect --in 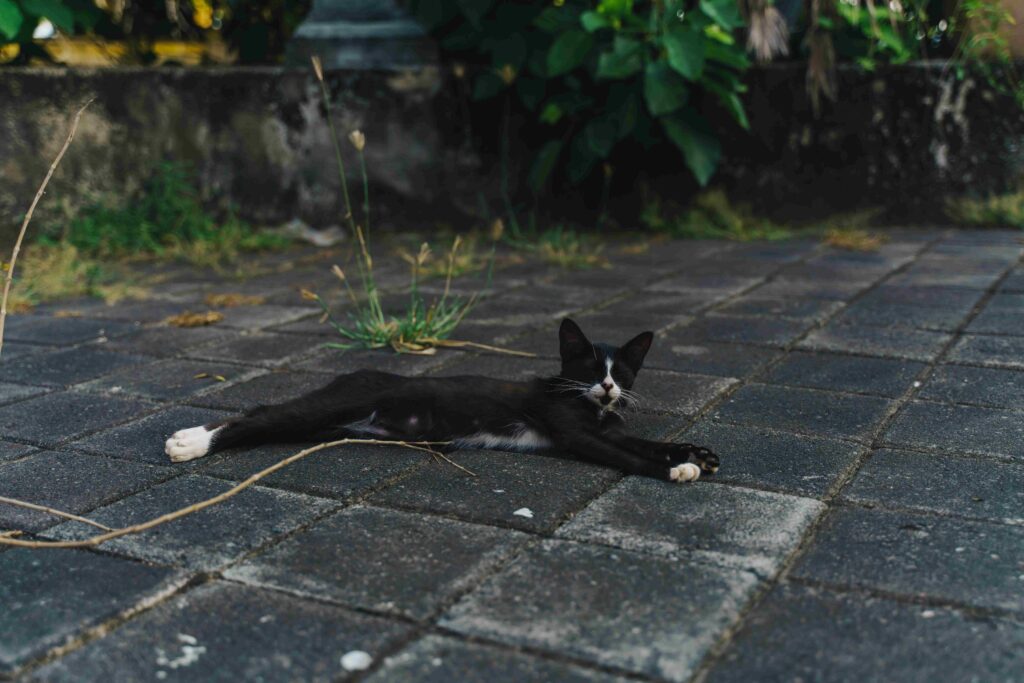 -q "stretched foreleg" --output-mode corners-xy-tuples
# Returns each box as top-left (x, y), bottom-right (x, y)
(548, 430), (702, 483)
(604, 432), (719, 477)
